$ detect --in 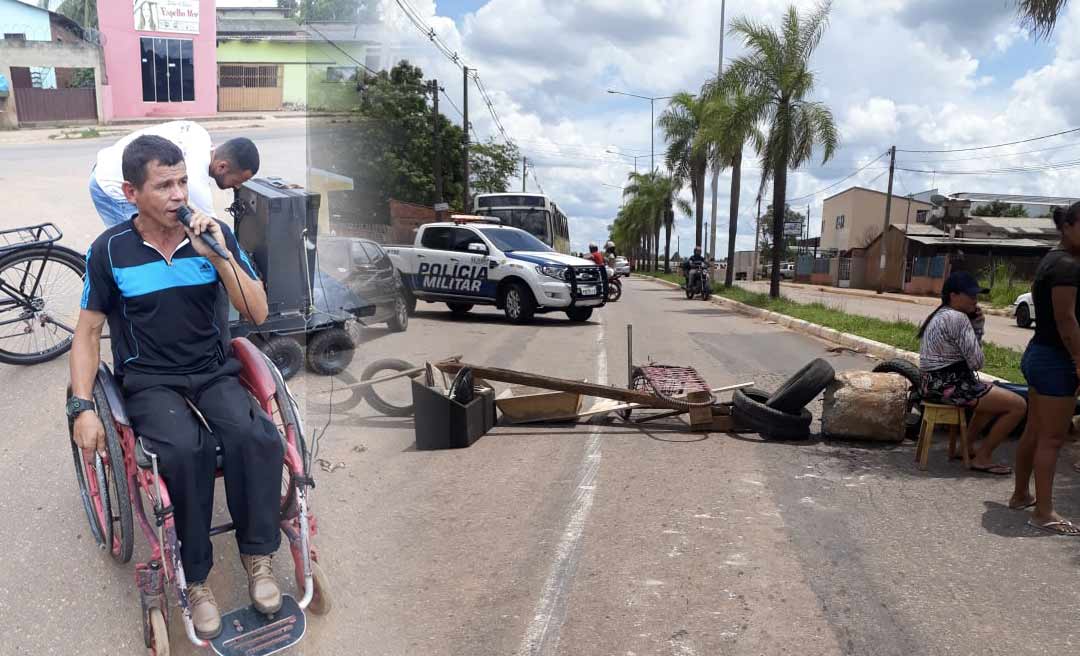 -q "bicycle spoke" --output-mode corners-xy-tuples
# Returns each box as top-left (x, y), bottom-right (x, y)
(0, 250), (84, 363)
